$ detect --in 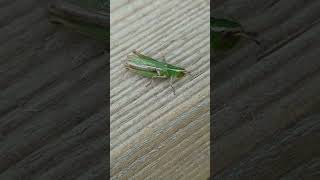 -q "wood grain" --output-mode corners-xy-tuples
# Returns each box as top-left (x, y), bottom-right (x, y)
(110, 0), (210, 179)
(0, 0), (108, 179)
(212, 0), (320, 179)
